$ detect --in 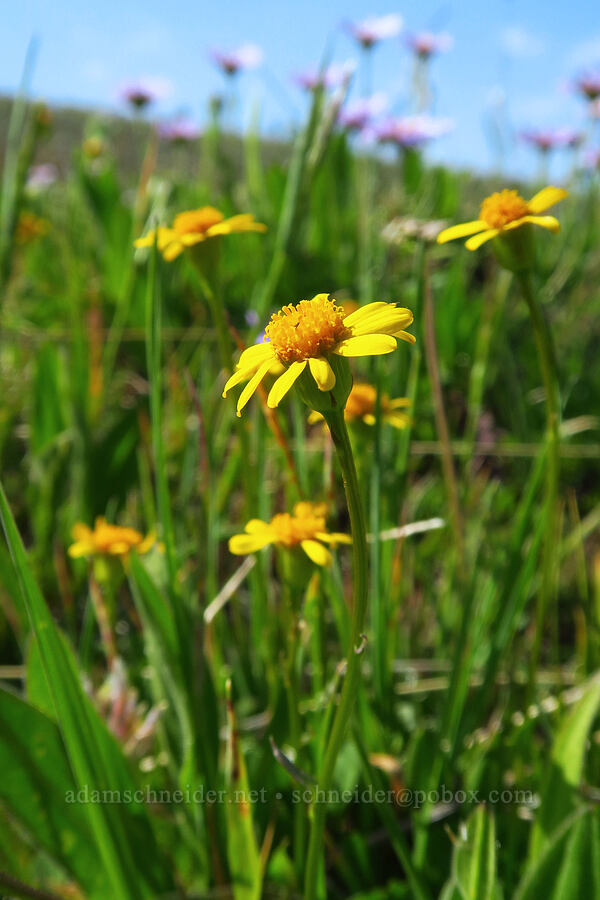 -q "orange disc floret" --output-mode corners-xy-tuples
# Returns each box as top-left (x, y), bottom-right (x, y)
(270, 502), (329, 546)
(173, 207), (224, 235)
(265, 294), (349, 365)
(479, 190), (530, 229)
